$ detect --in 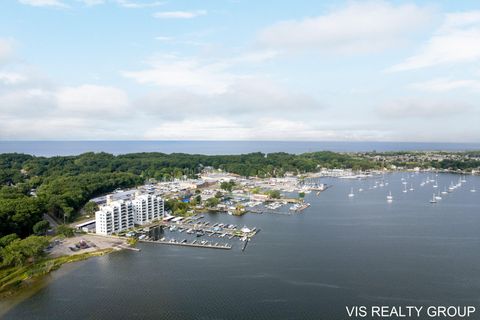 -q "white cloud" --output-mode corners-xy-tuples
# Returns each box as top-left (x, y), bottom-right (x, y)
(122, 55), (237, 94)
(0, 116), (134, 140)
(0, 88), (56, 116)
(377, 98), (473, 118)
(115, 0), (164, 8)
(122, 51), (279, 94)
(56, 85), (129, 116)
(18, 0), (67, 7)
(0, 72), (27, 85)
(257, 1), (432, 54)
(143, 117), (387, 141)
(78, 0), (105, 6)
(137, 77), (321, 121)
(389, 11), (480, 71)
(0, 84), (128, 117)
(153, 10), (207, 19)
(411, 78), (480, 92)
